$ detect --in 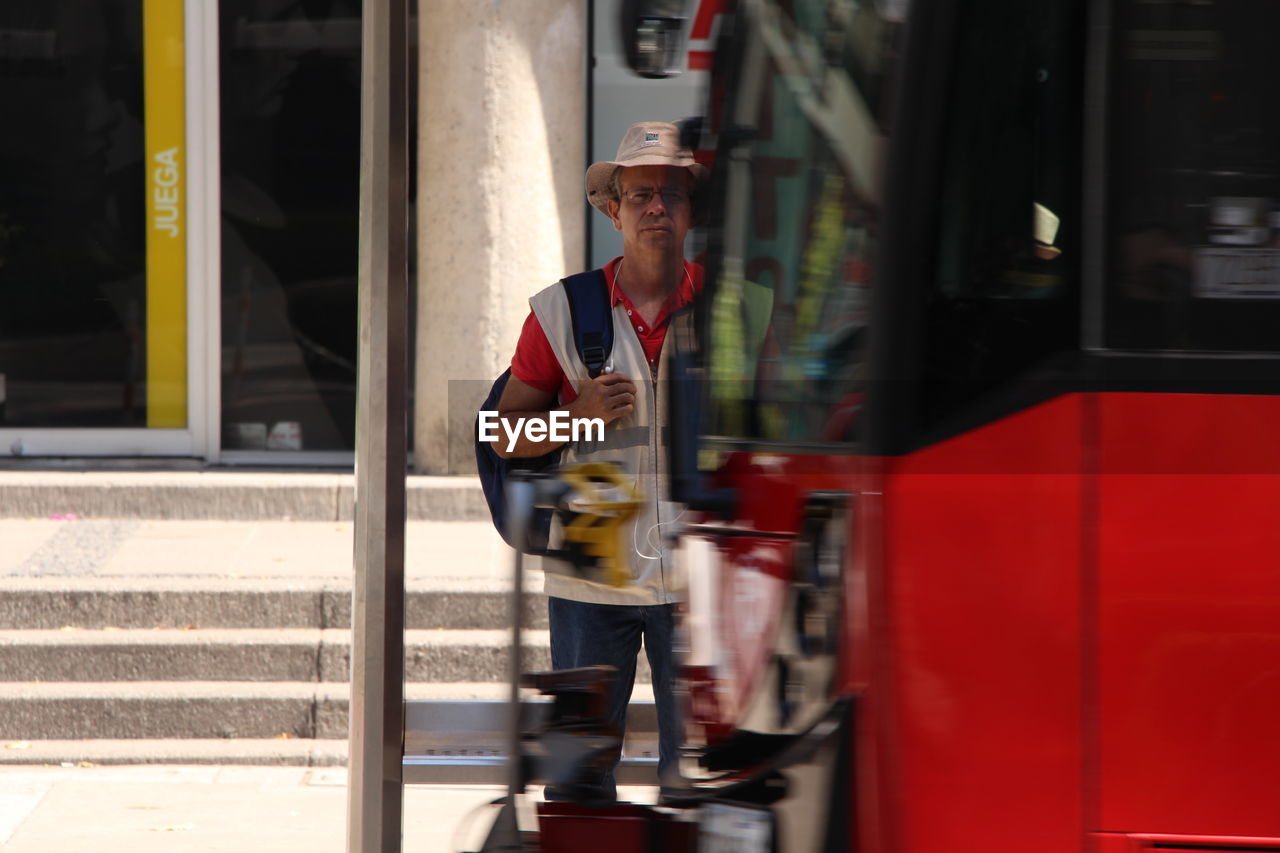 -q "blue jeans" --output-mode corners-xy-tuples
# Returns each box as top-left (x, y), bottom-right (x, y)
(547, 597), (680, 799)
